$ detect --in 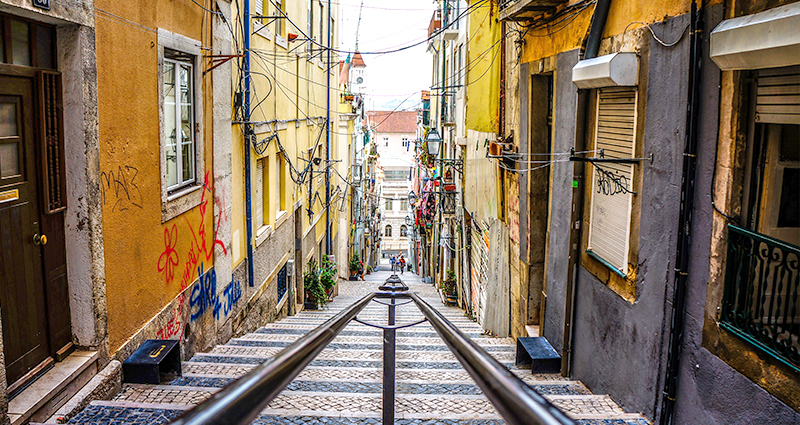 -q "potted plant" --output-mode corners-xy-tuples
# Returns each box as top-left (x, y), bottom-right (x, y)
(366, 265), (373, 274)
(320, 256), (337, 301)
(304, 258), (327, 309)
(349, 253), (361, 281)
(442, 269), (458, 306)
